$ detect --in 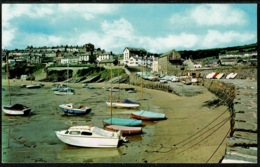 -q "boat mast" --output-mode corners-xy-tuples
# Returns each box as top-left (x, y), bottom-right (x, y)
(67, 58), (69, 102)
(141, 53), (144, 108)
(110, 67), (113, 124)
(117, 64), (120, 100)
(6, 55), (11, 105)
